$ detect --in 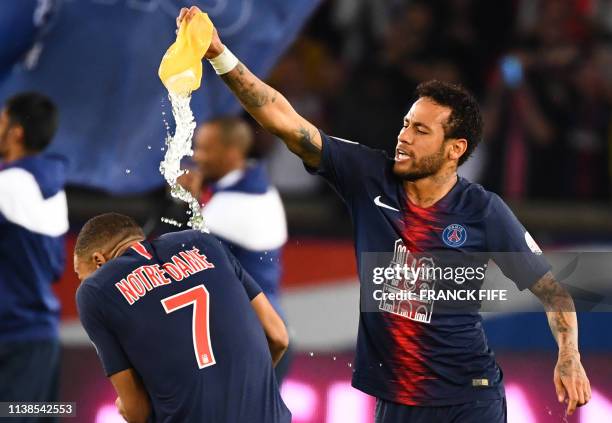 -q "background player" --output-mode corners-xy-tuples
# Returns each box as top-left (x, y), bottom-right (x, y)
(178, 116), (292, 382)
(74, 213), (291, 423)
(0, 92), (67, 421)
(177, 6), (591, 422)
